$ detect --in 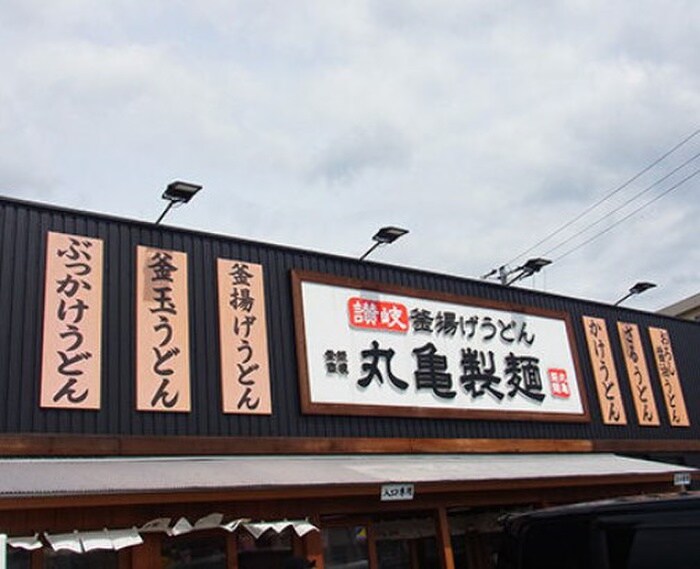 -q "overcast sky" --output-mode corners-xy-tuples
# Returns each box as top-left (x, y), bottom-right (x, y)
(1, 1), (698, 312)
